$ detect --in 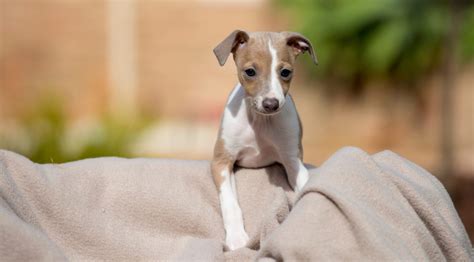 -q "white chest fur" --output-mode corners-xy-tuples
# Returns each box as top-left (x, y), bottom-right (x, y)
(220, 84), (301, 168)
